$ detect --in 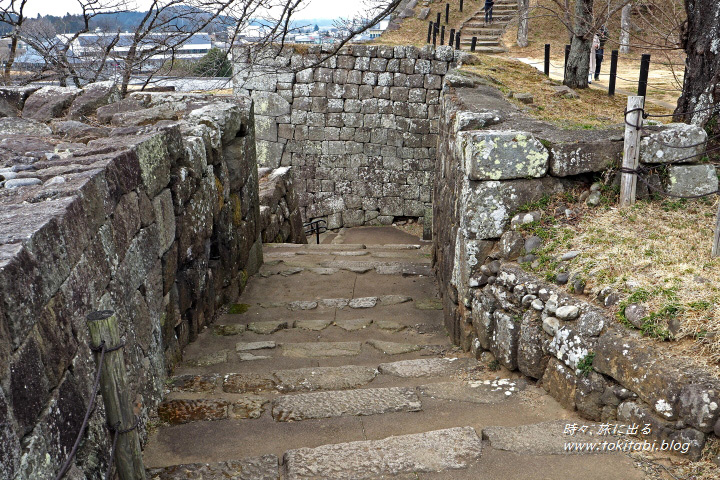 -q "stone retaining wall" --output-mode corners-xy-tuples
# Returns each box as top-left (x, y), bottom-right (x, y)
(259, 167), (307, 244)
(434, 73), (717, 459)
(0, 86), (262, 479)
(233, 44), (457, 230)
